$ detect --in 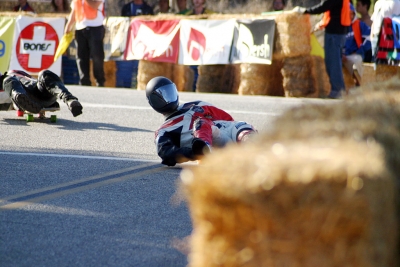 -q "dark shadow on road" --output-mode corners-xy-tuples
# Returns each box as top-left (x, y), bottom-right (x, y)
(1, 118), (152, 133)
